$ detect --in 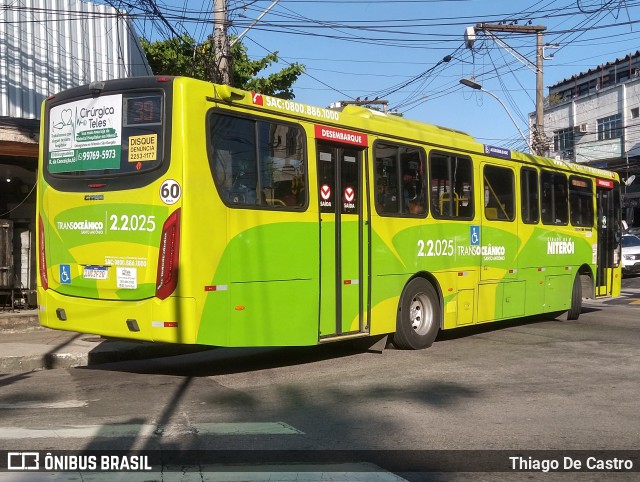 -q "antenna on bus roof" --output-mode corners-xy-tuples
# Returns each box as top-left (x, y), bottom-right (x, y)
(337, 99), (389, 113)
